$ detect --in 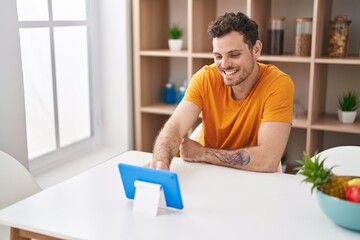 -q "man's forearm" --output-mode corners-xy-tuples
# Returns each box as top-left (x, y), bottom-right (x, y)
(152, 122), (182, 167)
(204, 148), (251, 167)
(180, 138), (281, 172)
(213, 149), (251, 166)
(180, 122), (289, 172)
(194, 146), (278, 172)
(180, 138), (252, 169)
